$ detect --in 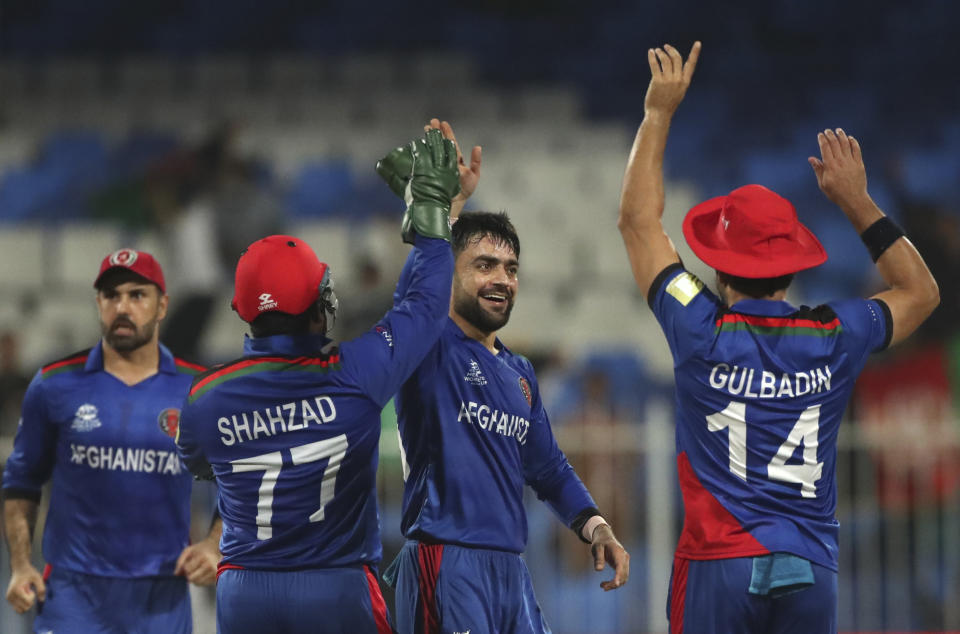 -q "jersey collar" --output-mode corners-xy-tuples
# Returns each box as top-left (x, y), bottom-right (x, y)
(243, 333), (332, 357)
(87, 341), (179, 374)
(445, 316), (508, 355)
(728, 298), (799, 317)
